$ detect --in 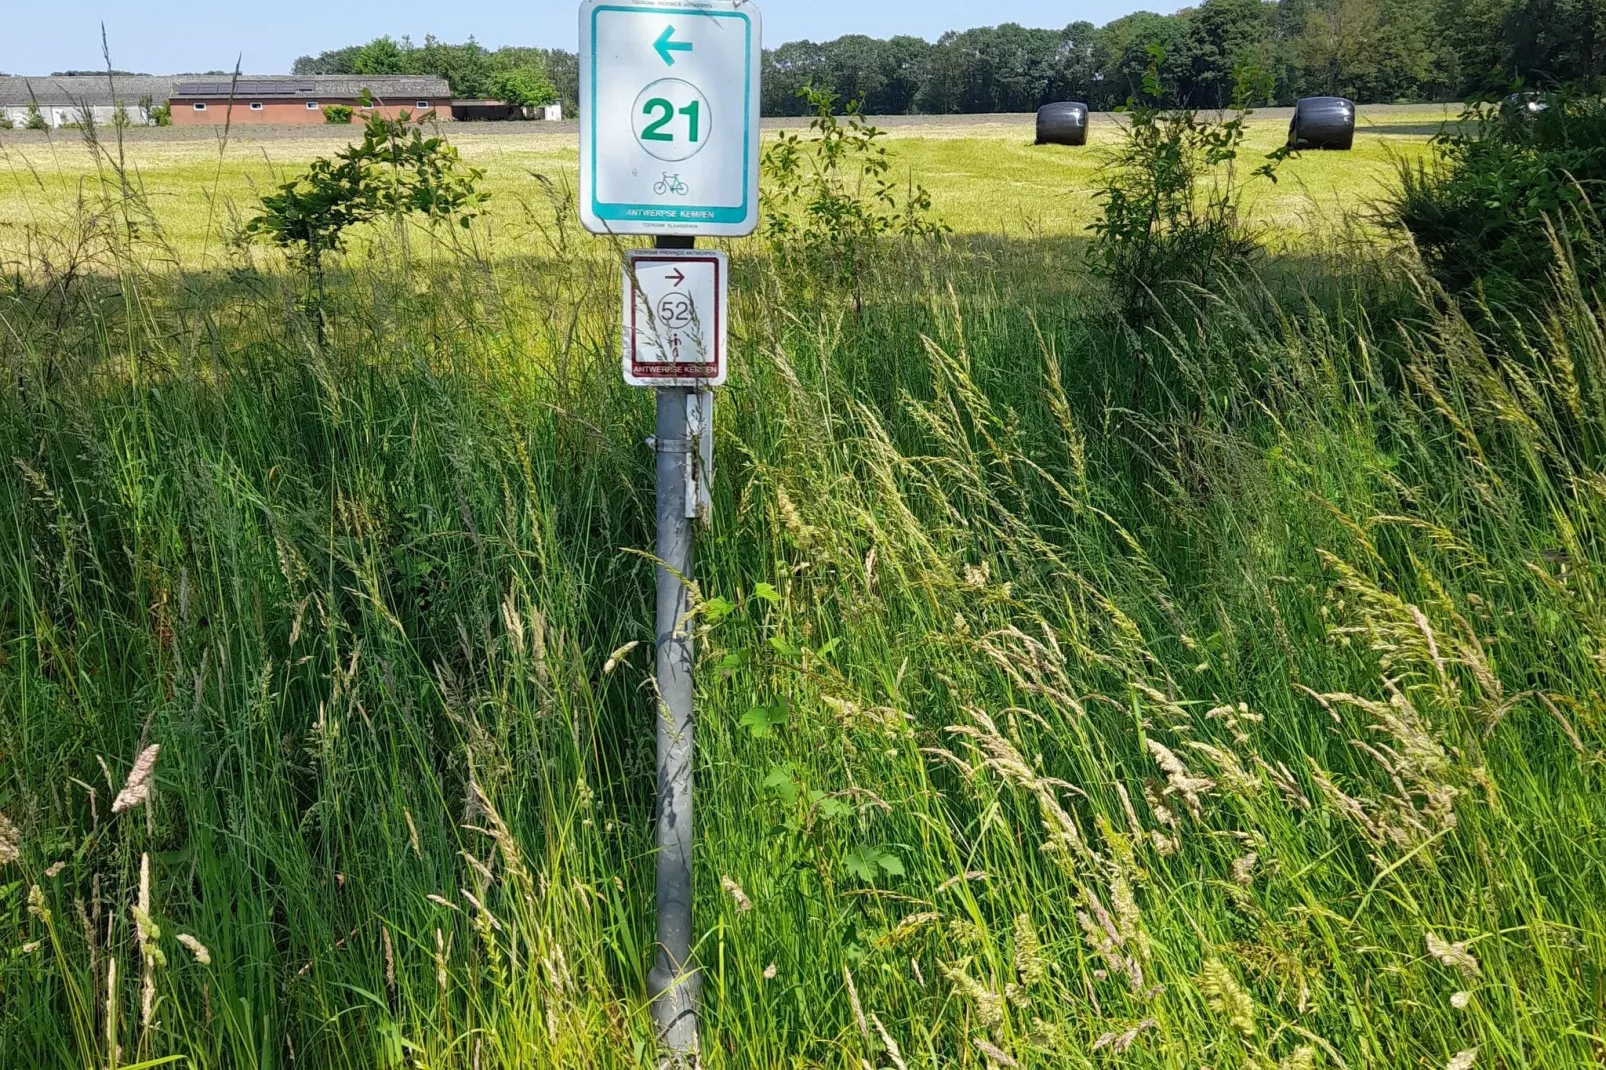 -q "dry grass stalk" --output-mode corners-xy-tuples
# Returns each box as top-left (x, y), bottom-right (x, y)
(972, 1036), (1019, 1067)
(1426, 932), (1482, 979)
(0, 813), (20, 865)
(935, 870), (988, 893)
(1091, 1017), (1157, 1053)
(1200, 958), (1255, 1037)
(112, 745), (160, 815)
(869, 1012), (908, 1070)
(844, 966), (869, 1041)
(1147, 739), (1213, 818)
(721, 875), (753, 913)
(947, 708), (1090, 864)
(176, 933), (211, 965)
